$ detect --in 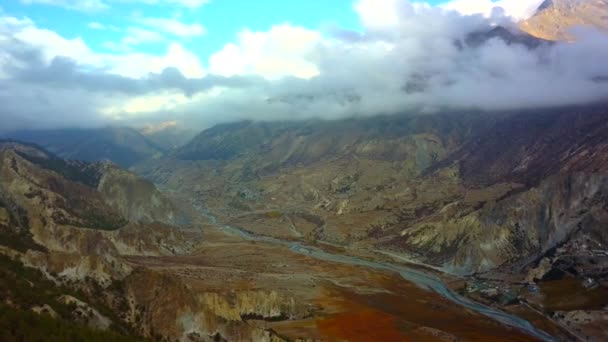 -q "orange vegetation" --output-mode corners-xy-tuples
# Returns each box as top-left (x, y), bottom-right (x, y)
(317, 307), (412, 342)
